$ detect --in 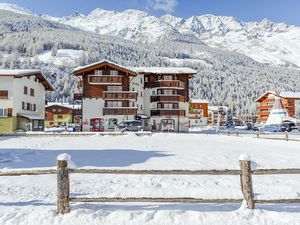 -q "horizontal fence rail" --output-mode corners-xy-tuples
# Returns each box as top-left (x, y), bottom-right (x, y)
(69, 168), (242, 175)
(217, 130), (300, 142)
(1, 154), (300, 214)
